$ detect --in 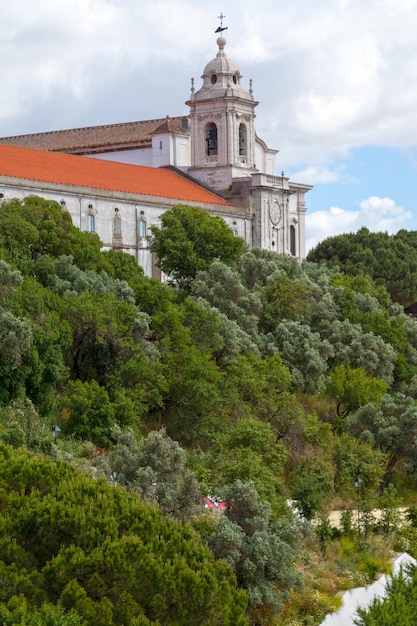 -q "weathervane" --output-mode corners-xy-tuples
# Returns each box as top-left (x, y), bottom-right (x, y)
(215, 12), (228, 33)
